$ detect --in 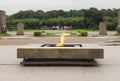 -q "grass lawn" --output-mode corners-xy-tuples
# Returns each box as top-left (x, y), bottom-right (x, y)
(42, 33), (57, 37)
(73, 29), (98, 32)
(0, 33), (11, 37)
(115, 32), (120, 36)
(41, 32), (78, 37)
(8, 29), (41, 32)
